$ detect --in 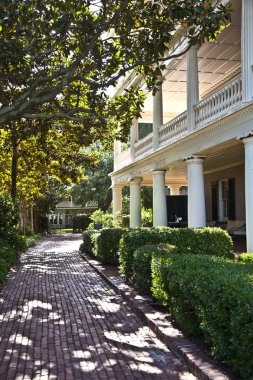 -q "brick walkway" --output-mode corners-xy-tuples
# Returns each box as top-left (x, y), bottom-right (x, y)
(0, 234), (196, 380)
